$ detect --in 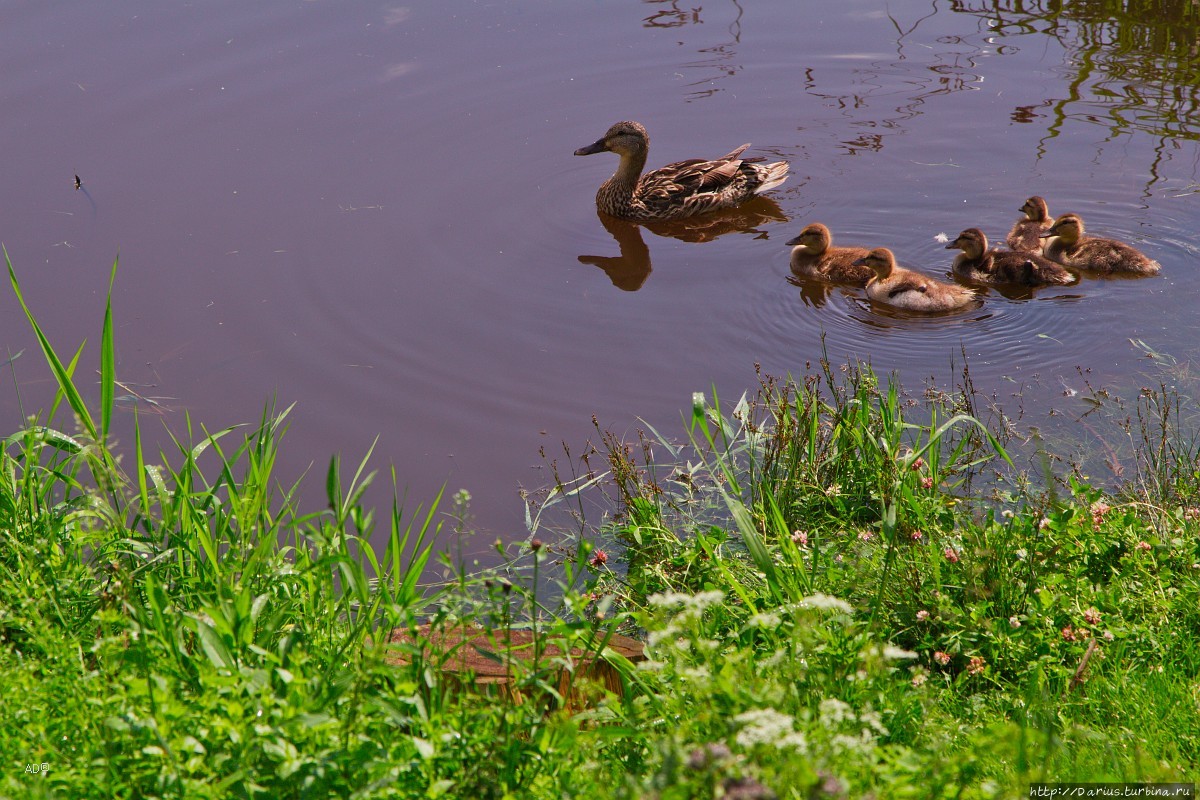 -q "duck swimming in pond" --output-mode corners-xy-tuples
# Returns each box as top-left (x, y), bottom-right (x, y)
(855, 248), (977, 312)
(948, 228), (1074, 286)
(1007, 196), (1053, 253)
(574, 120), (790, 222)
(786, 223), (872, 285)
(1039, 213), (1160, 276)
